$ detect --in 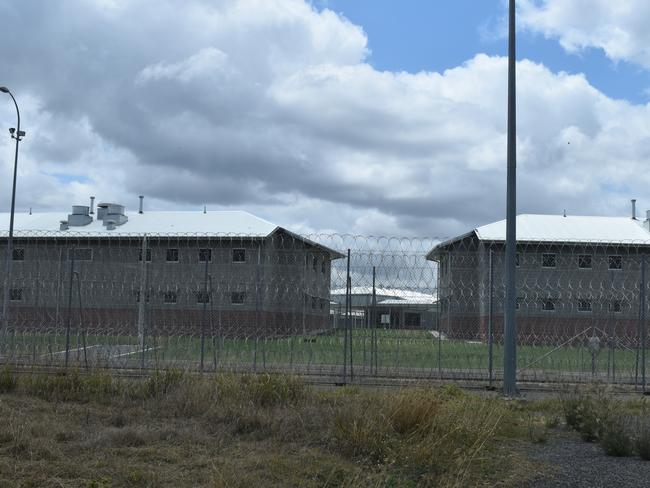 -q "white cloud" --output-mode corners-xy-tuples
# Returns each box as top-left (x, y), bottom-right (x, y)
(519, 0), (650, 69)
(1, 0), (650, 239)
